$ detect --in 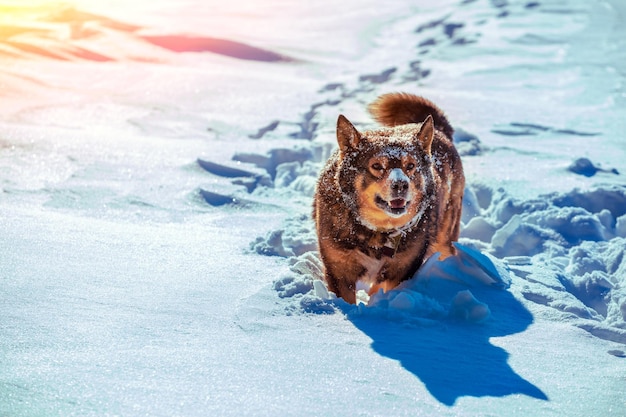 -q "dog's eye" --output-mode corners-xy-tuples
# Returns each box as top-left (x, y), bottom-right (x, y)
(371, 163), (384, 171)
(406, 163), (416, 171)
